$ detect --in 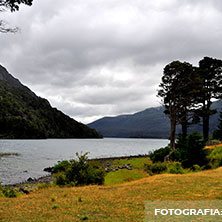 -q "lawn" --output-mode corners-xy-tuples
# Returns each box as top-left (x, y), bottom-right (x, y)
(1, 167), (222, 221)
